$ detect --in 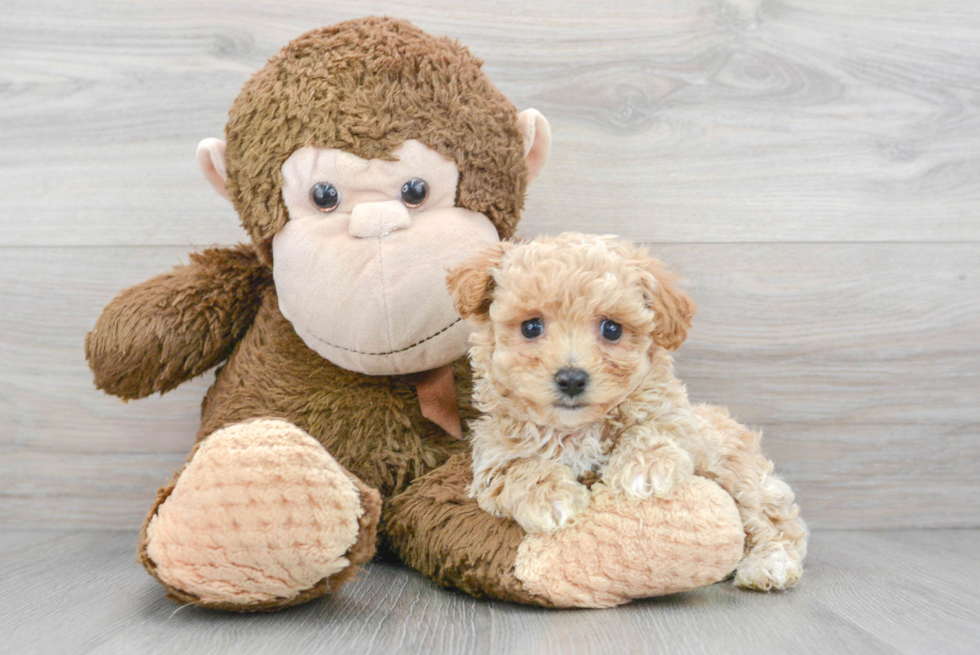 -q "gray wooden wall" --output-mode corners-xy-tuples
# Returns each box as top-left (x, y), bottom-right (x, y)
(2, 0), (978, 530)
